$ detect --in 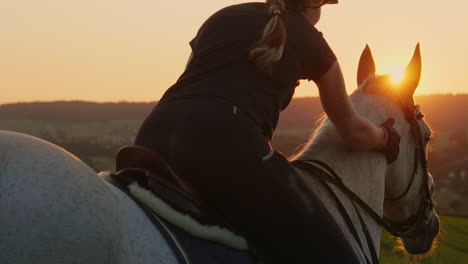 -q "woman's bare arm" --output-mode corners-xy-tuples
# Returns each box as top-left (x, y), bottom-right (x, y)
(315, 61), (386, 151)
